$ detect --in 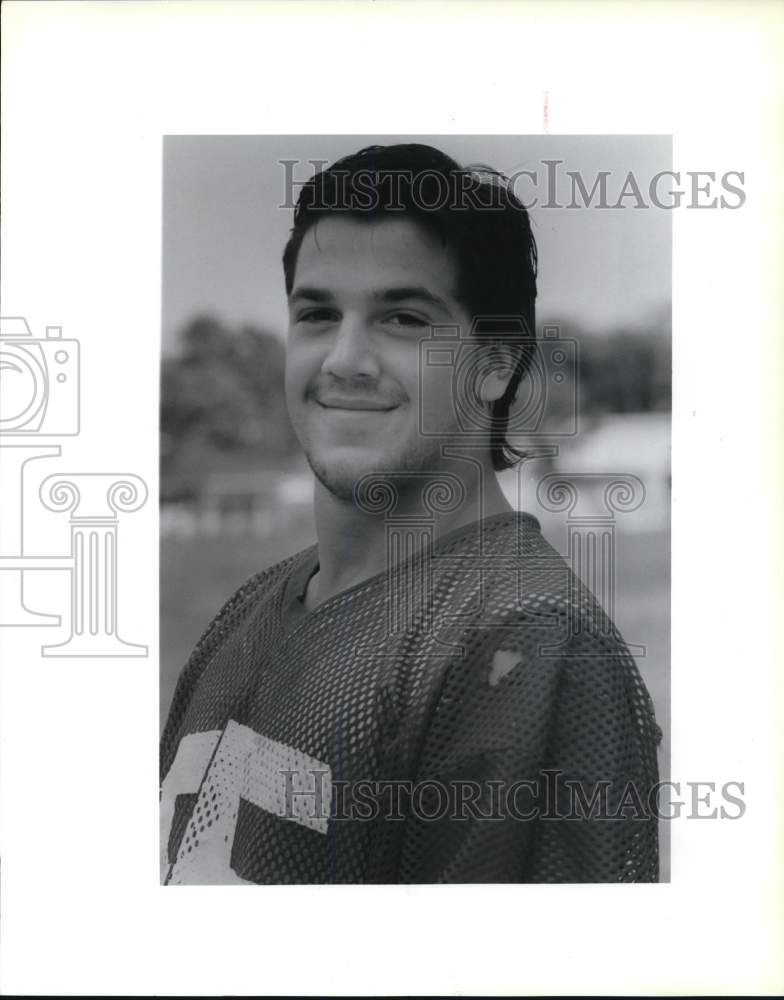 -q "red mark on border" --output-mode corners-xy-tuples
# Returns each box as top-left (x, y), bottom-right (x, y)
(543, 91), (550, 133)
